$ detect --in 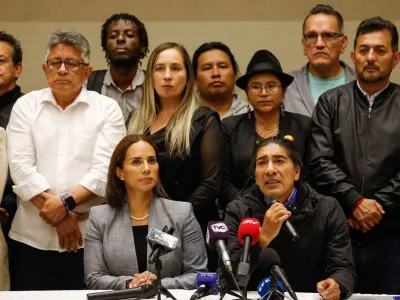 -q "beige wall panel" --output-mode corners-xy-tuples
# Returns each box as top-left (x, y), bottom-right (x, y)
(0, 0), (399, 94)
